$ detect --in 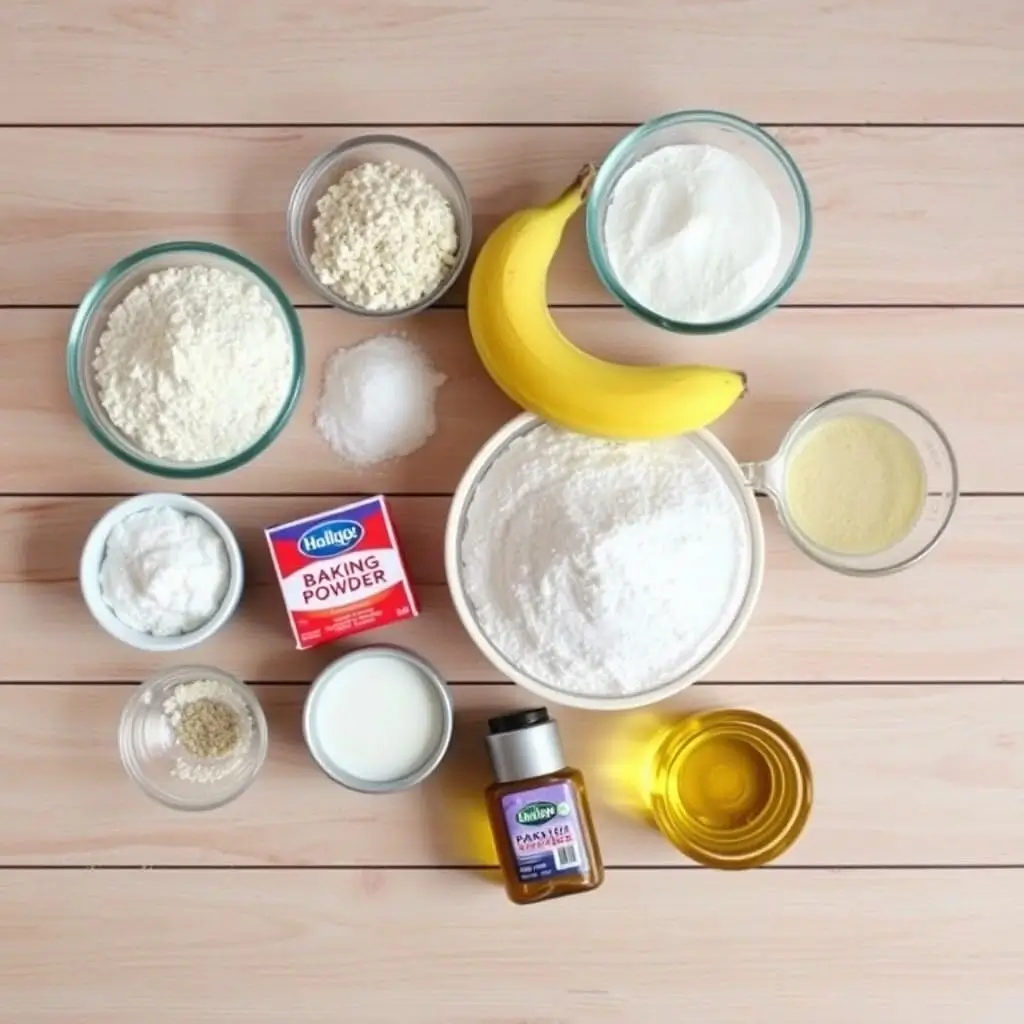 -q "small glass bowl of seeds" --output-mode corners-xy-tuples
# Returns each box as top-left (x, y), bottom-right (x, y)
(119, 665), (268, 811)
